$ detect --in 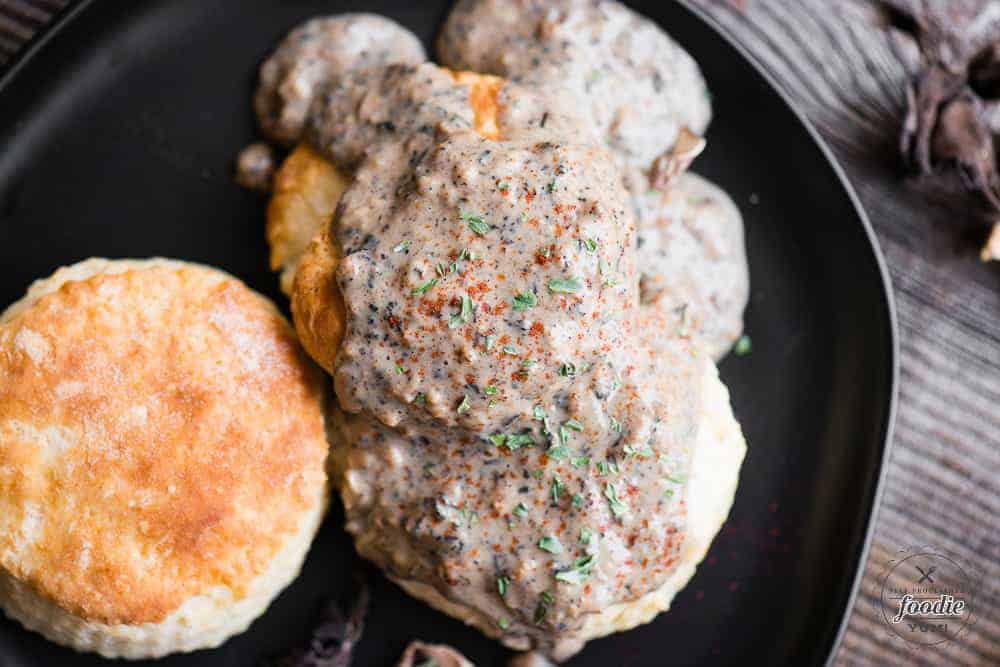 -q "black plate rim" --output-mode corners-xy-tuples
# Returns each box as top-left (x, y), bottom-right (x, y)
(677, 2), (900, 663)
(0, 1), (901, 664)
